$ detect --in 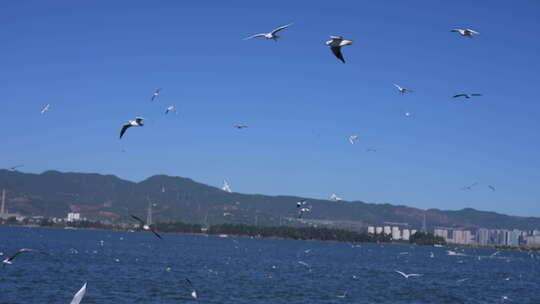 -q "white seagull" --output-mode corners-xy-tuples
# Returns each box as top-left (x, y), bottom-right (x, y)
(404, 112), (412, 117)
(165, 106), (177, 115)
(244, 23), (293, 41)
(330, 193), (342, 201)
(233, 124), (248, 129)
(2, 248), (37, 266)
(70, 282), (87, 304)
(325, 36), (353, 63)
(394, 84), (413, 94)
(185, 278), (198, 300)
(453, 93), (482, 99)
(119, 117), (144, 139)
(297, 200), (307, 208)
(222, 180), (232, 193)
(395, 270), (422, 279)
(151, 88), (162, 102)
(130, 214), (163, 239)
(41, 104), (50, 114)
(451, 28), (480, 38)
(348, 135), (359, 144)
